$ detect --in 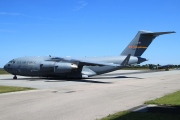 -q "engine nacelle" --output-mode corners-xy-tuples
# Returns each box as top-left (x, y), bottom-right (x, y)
(54, 62), (78, 73)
